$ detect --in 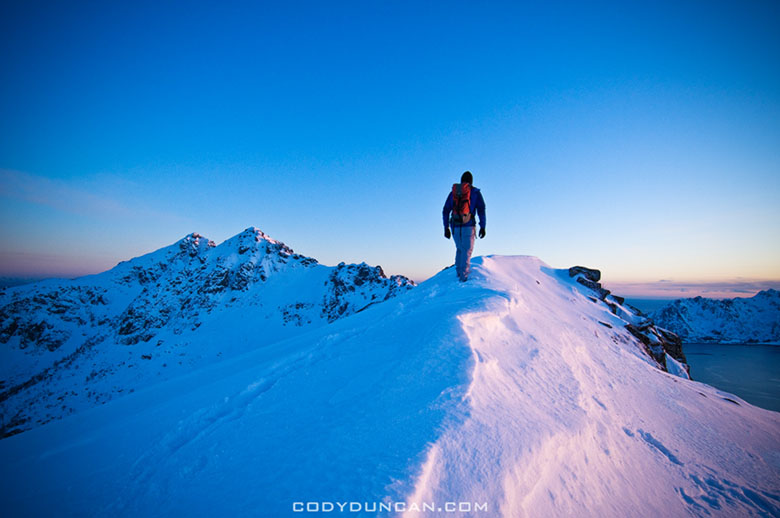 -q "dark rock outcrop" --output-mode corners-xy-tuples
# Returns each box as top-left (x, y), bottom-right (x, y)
(568, 266), (601, 283)
(570, 265), (690, 378)
(568, 266), (610, 300)
(321, 262), (414, 322)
